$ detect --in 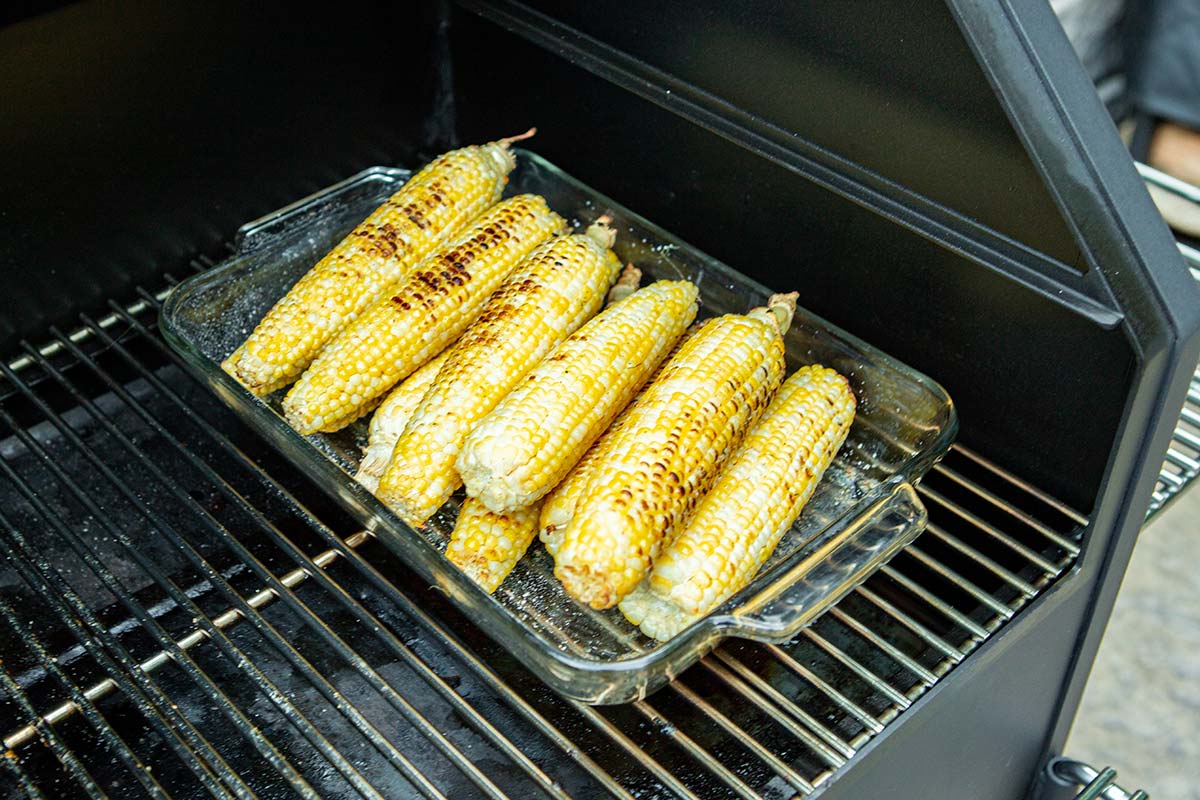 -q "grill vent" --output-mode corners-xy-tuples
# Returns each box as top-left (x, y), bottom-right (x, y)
(0, 265), (1085, 799)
